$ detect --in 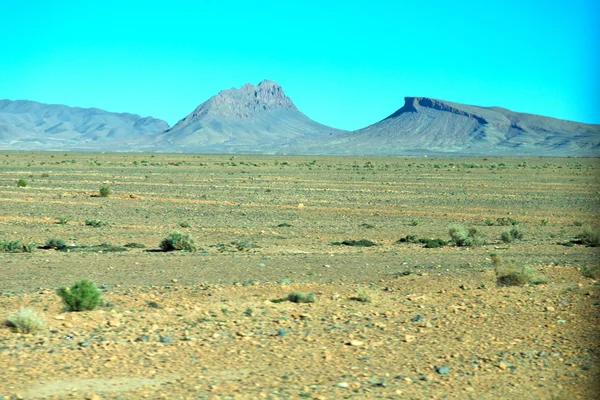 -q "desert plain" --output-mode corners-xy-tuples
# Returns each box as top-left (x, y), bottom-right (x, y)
(0, 152), (598, 399)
